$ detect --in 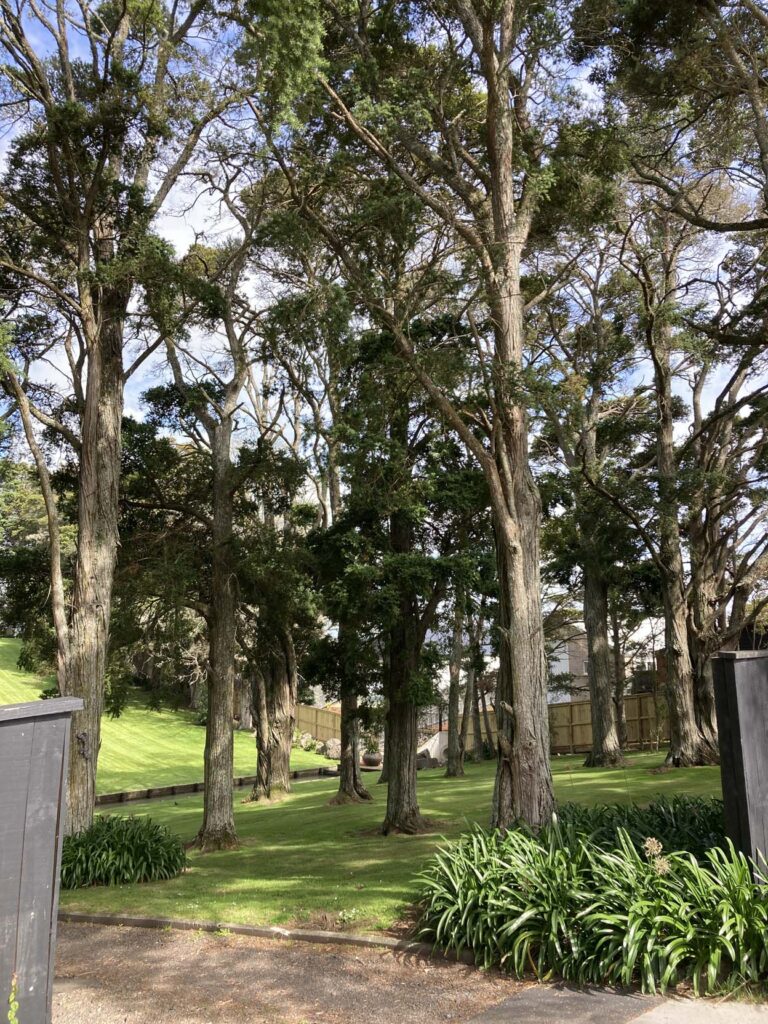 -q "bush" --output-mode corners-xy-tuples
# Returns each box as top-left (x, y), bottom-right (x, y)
(558, 795), (724, 860)
(418, 809), (768, 995)
(61, 815), (188, 889)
